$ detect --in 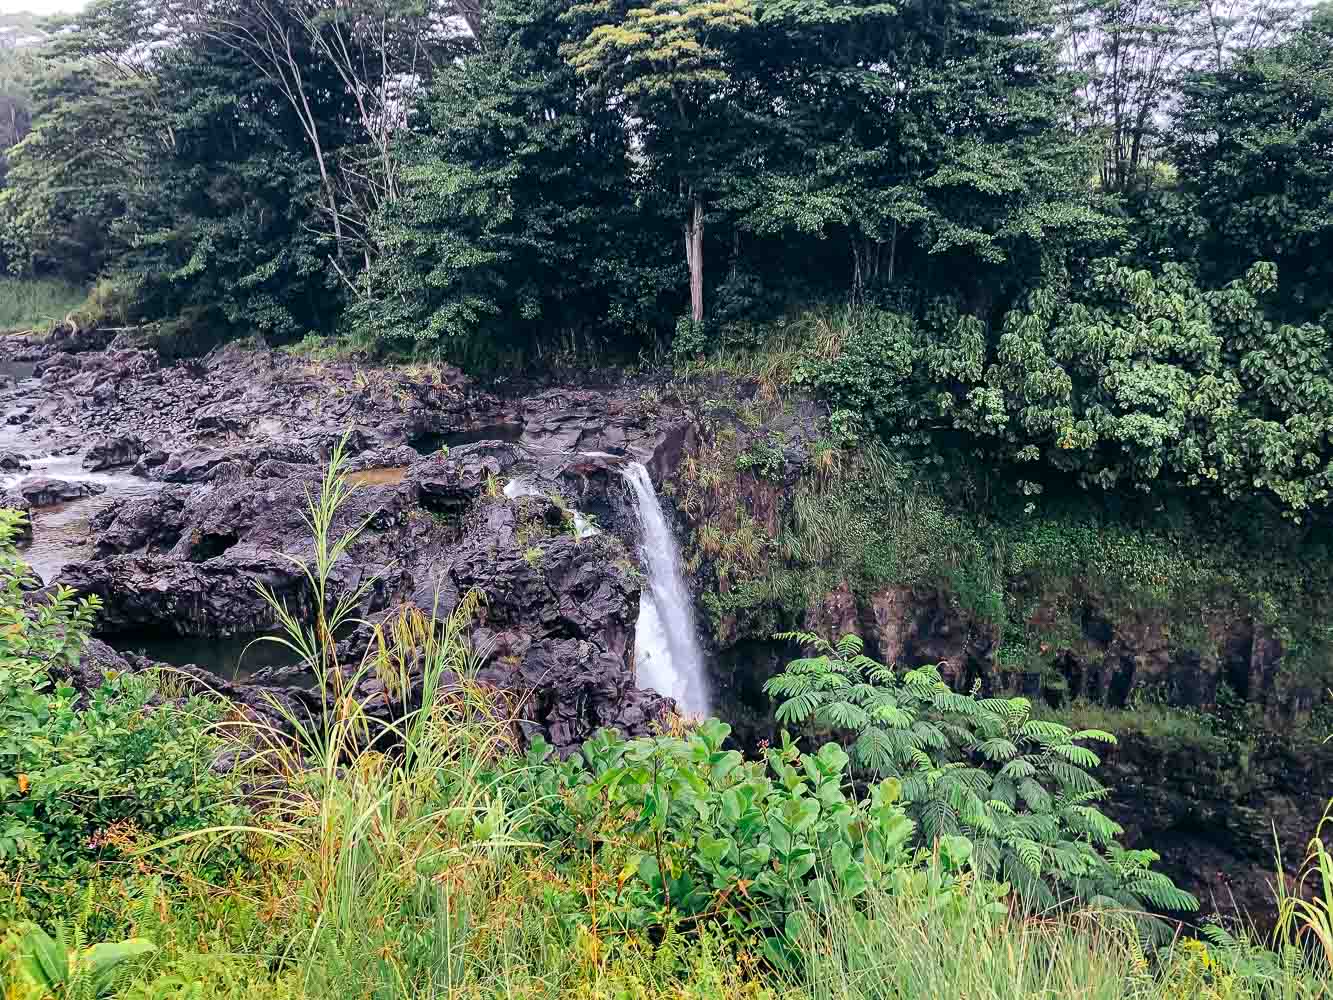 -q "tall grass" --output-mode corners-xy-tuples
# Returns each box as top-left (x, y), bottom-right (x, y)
(785, 884), (1331, 1000)
(0, 276), (86, 333)
(202, 440), (748, 997)
(676, 306), (856, 398)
